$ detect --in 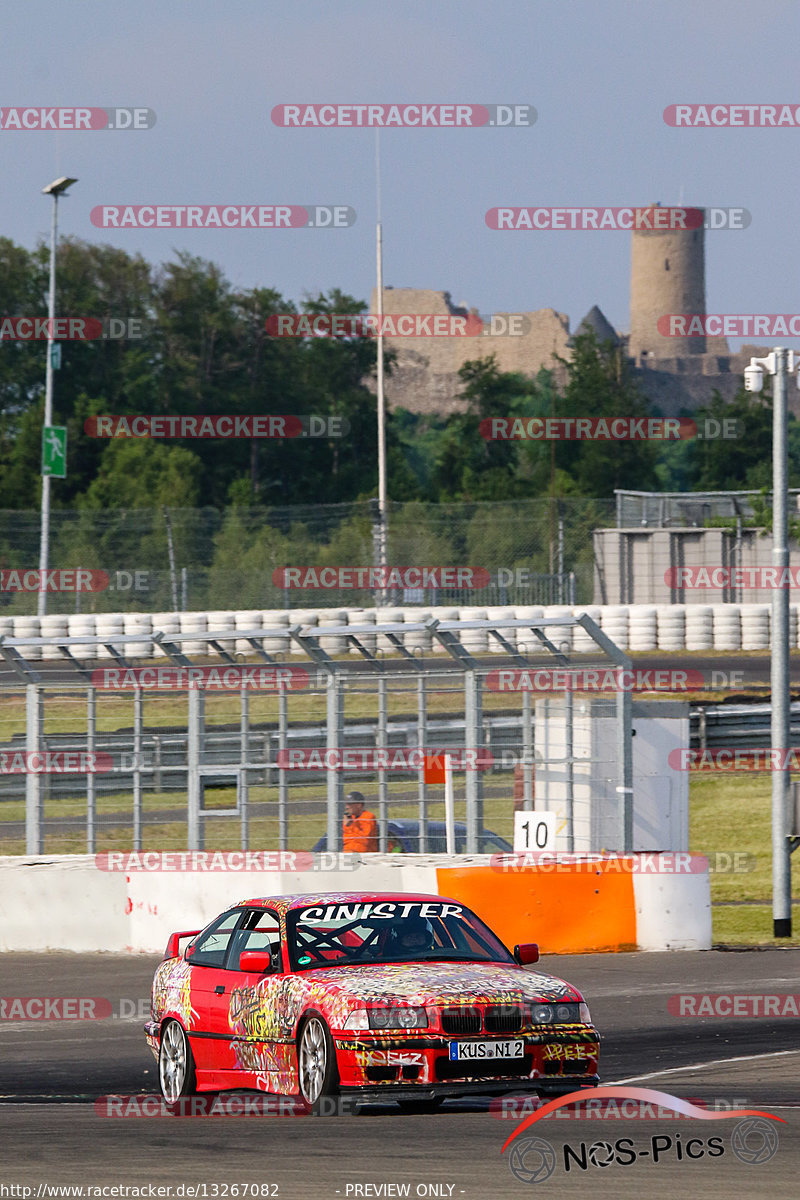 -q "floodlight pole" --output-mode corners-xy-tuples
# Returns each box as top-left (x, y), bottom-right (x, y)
(38, 177), (77, 618)
(745, 348), (794, 937)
